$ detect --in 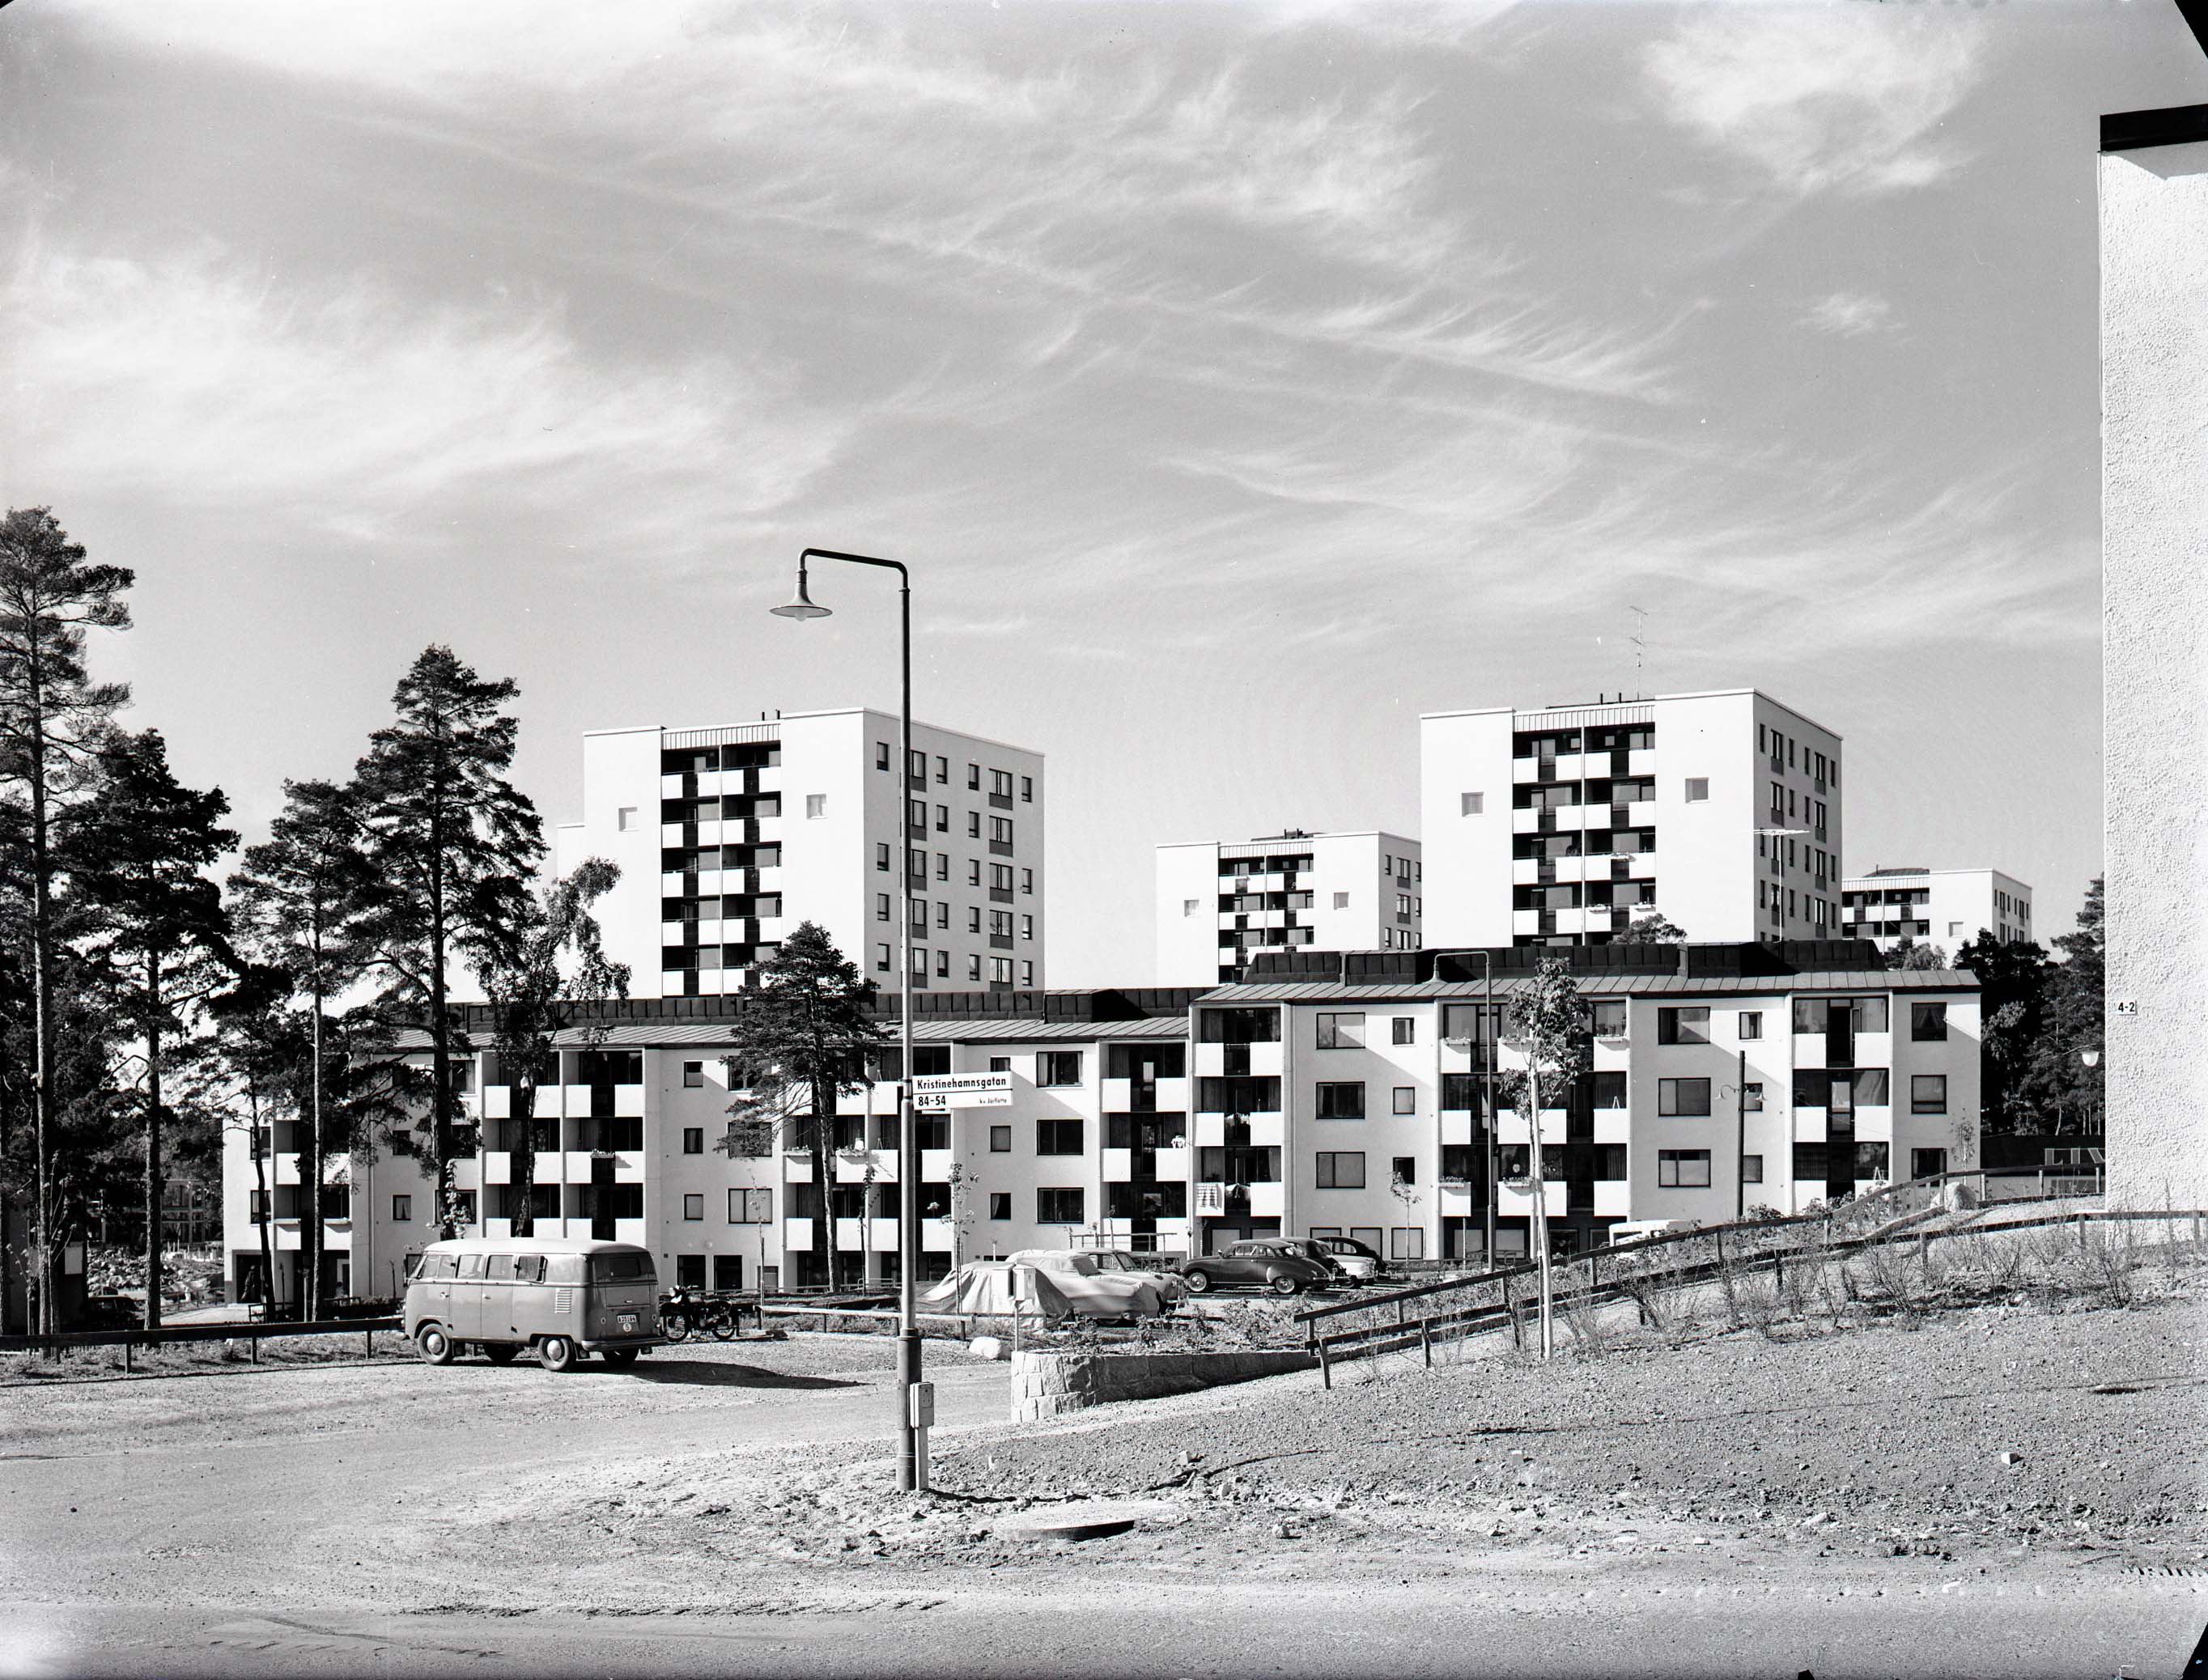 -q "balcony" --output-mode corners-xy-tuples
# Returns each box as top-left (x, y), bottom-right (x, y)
(1628, 748), (1657, 777)
(783, 1216), (814, 1250)
(1246, 1182), (1285, 1220)
(1151, 1145), (1190, 1182)
(1592, 1104), (1631, 1144)
(1593, 1180), (1632, 1218)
